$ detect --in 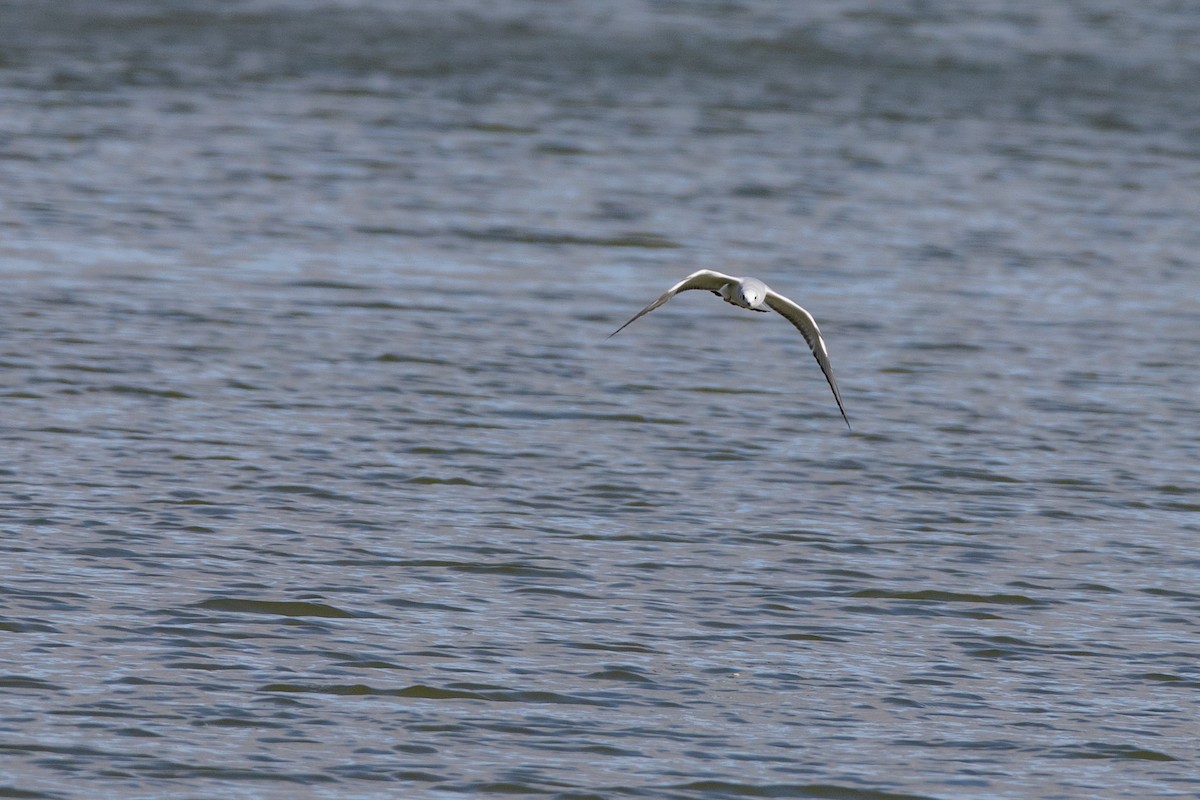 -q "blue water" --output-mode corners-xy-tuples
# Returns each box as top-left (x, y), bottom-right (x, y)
(2, 2), (1199, 798)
